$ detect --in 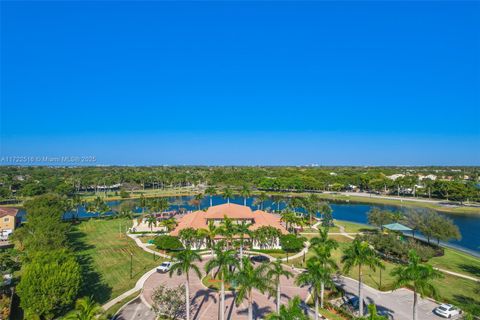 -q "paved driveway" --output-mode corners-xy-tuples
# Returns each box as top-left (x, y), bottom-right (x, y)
(114, 297), (155, 320)
(142, 259), (309, 320)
